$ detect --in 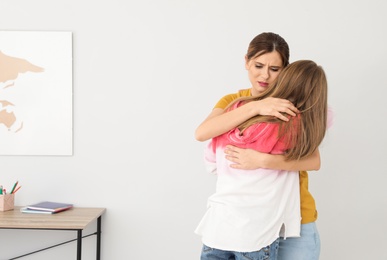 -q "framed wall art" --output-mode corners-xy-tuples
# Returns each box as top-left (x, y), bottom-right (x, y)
(0, 31), (73, 155)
